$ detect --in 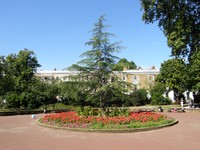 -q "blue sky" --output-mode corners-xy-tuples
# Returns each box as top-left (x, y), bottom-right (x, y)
(0, 0), (171, 71)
